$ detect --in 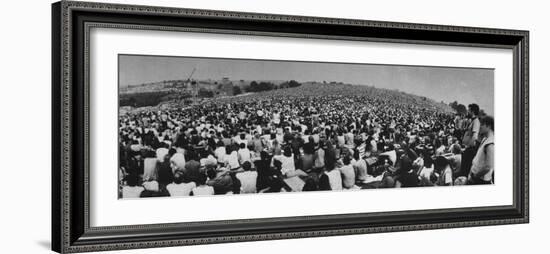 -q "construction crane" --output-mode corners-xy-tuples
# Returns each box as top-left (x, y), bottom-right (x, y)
(186, 67), (196, 83)
(183, 67), (199, 100)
